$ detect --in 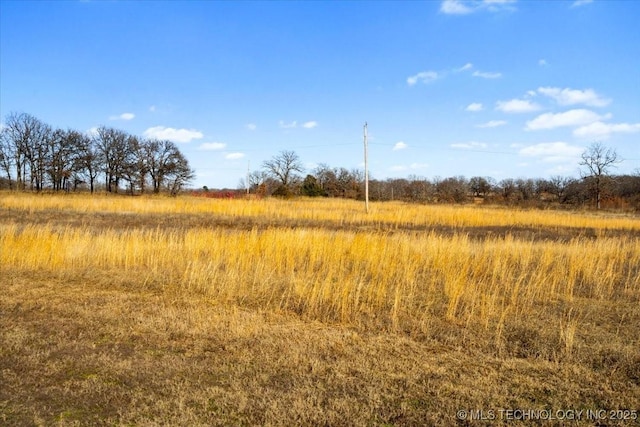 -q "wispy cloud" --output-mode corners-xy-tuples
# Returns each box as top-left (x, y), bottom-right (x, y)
(477, 120), (507, 128)
(225, 152), (245, 160)
(525, 109), (609, 131)
(198, 142), (226, 151)
(571, 0), (593, 7)
(149, 105), (156, 112)
(573, 121), (640, 139)
(518, 142), (584, 162)
(538, 59), (548, 67)
(109, 112), (135, 121)
(456, 63), (474, 72)
(537, 87), (611, 107)
(440, 0), (473, 14)
(246, 123), (257, 131)
(451, 141), (488, 149)
(472, 70), (502, 79)
(407, 71), (439, 86)
(496, 99), (541, 113)
(466, 103), (483, 112)
(278, 120), (317, 129)
(144, 126), (204, 143)
(279, 120), (297, 129)
(393, 141), (408, 151)
(441, 0), (517, 15)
